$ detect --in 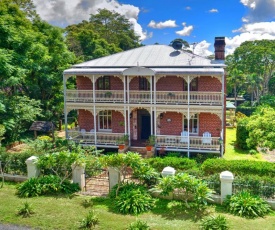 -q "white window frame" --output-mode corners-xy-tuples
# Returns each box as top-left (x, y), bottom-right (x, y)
(183, 114), (199, 135)
(98, 110), (112, 131)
